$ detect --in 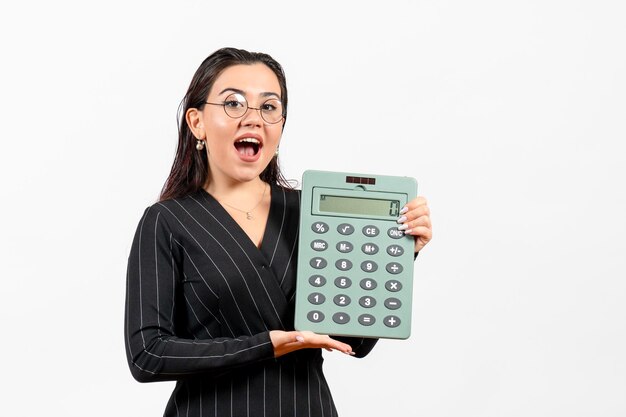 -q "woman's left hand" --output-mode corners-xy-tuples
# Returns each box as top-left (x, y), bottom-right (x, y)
(397, 196), (432, 254)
